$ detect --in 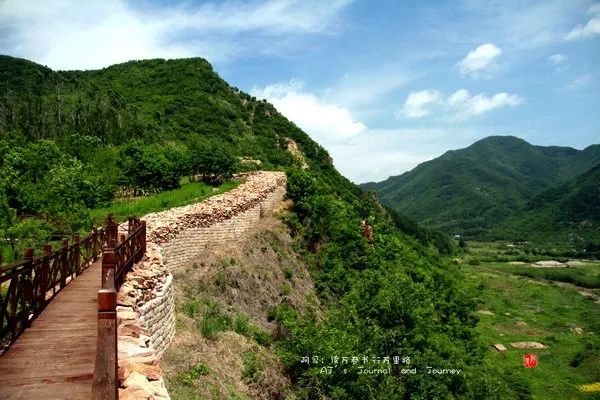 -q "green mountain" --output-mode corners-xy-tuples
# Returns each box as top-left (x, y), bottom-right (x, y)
(0, 55), (518, 398)
(363, 136), (600, 237)
(493, 163), (600, 244)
